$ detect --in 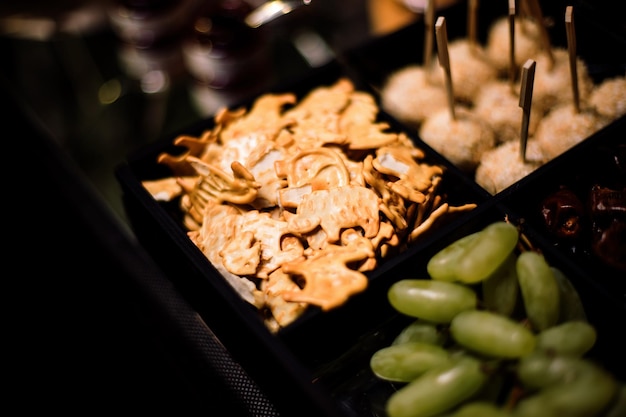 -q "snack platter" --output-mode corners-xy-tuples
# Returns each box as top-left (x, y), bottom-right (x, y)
(115, 1), (626, 416)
